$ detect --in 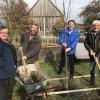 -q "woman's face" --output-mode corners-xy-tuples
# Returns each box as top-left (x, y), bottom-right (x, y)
(0, 29), (8, 40)
(68, 21), (75, 30)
